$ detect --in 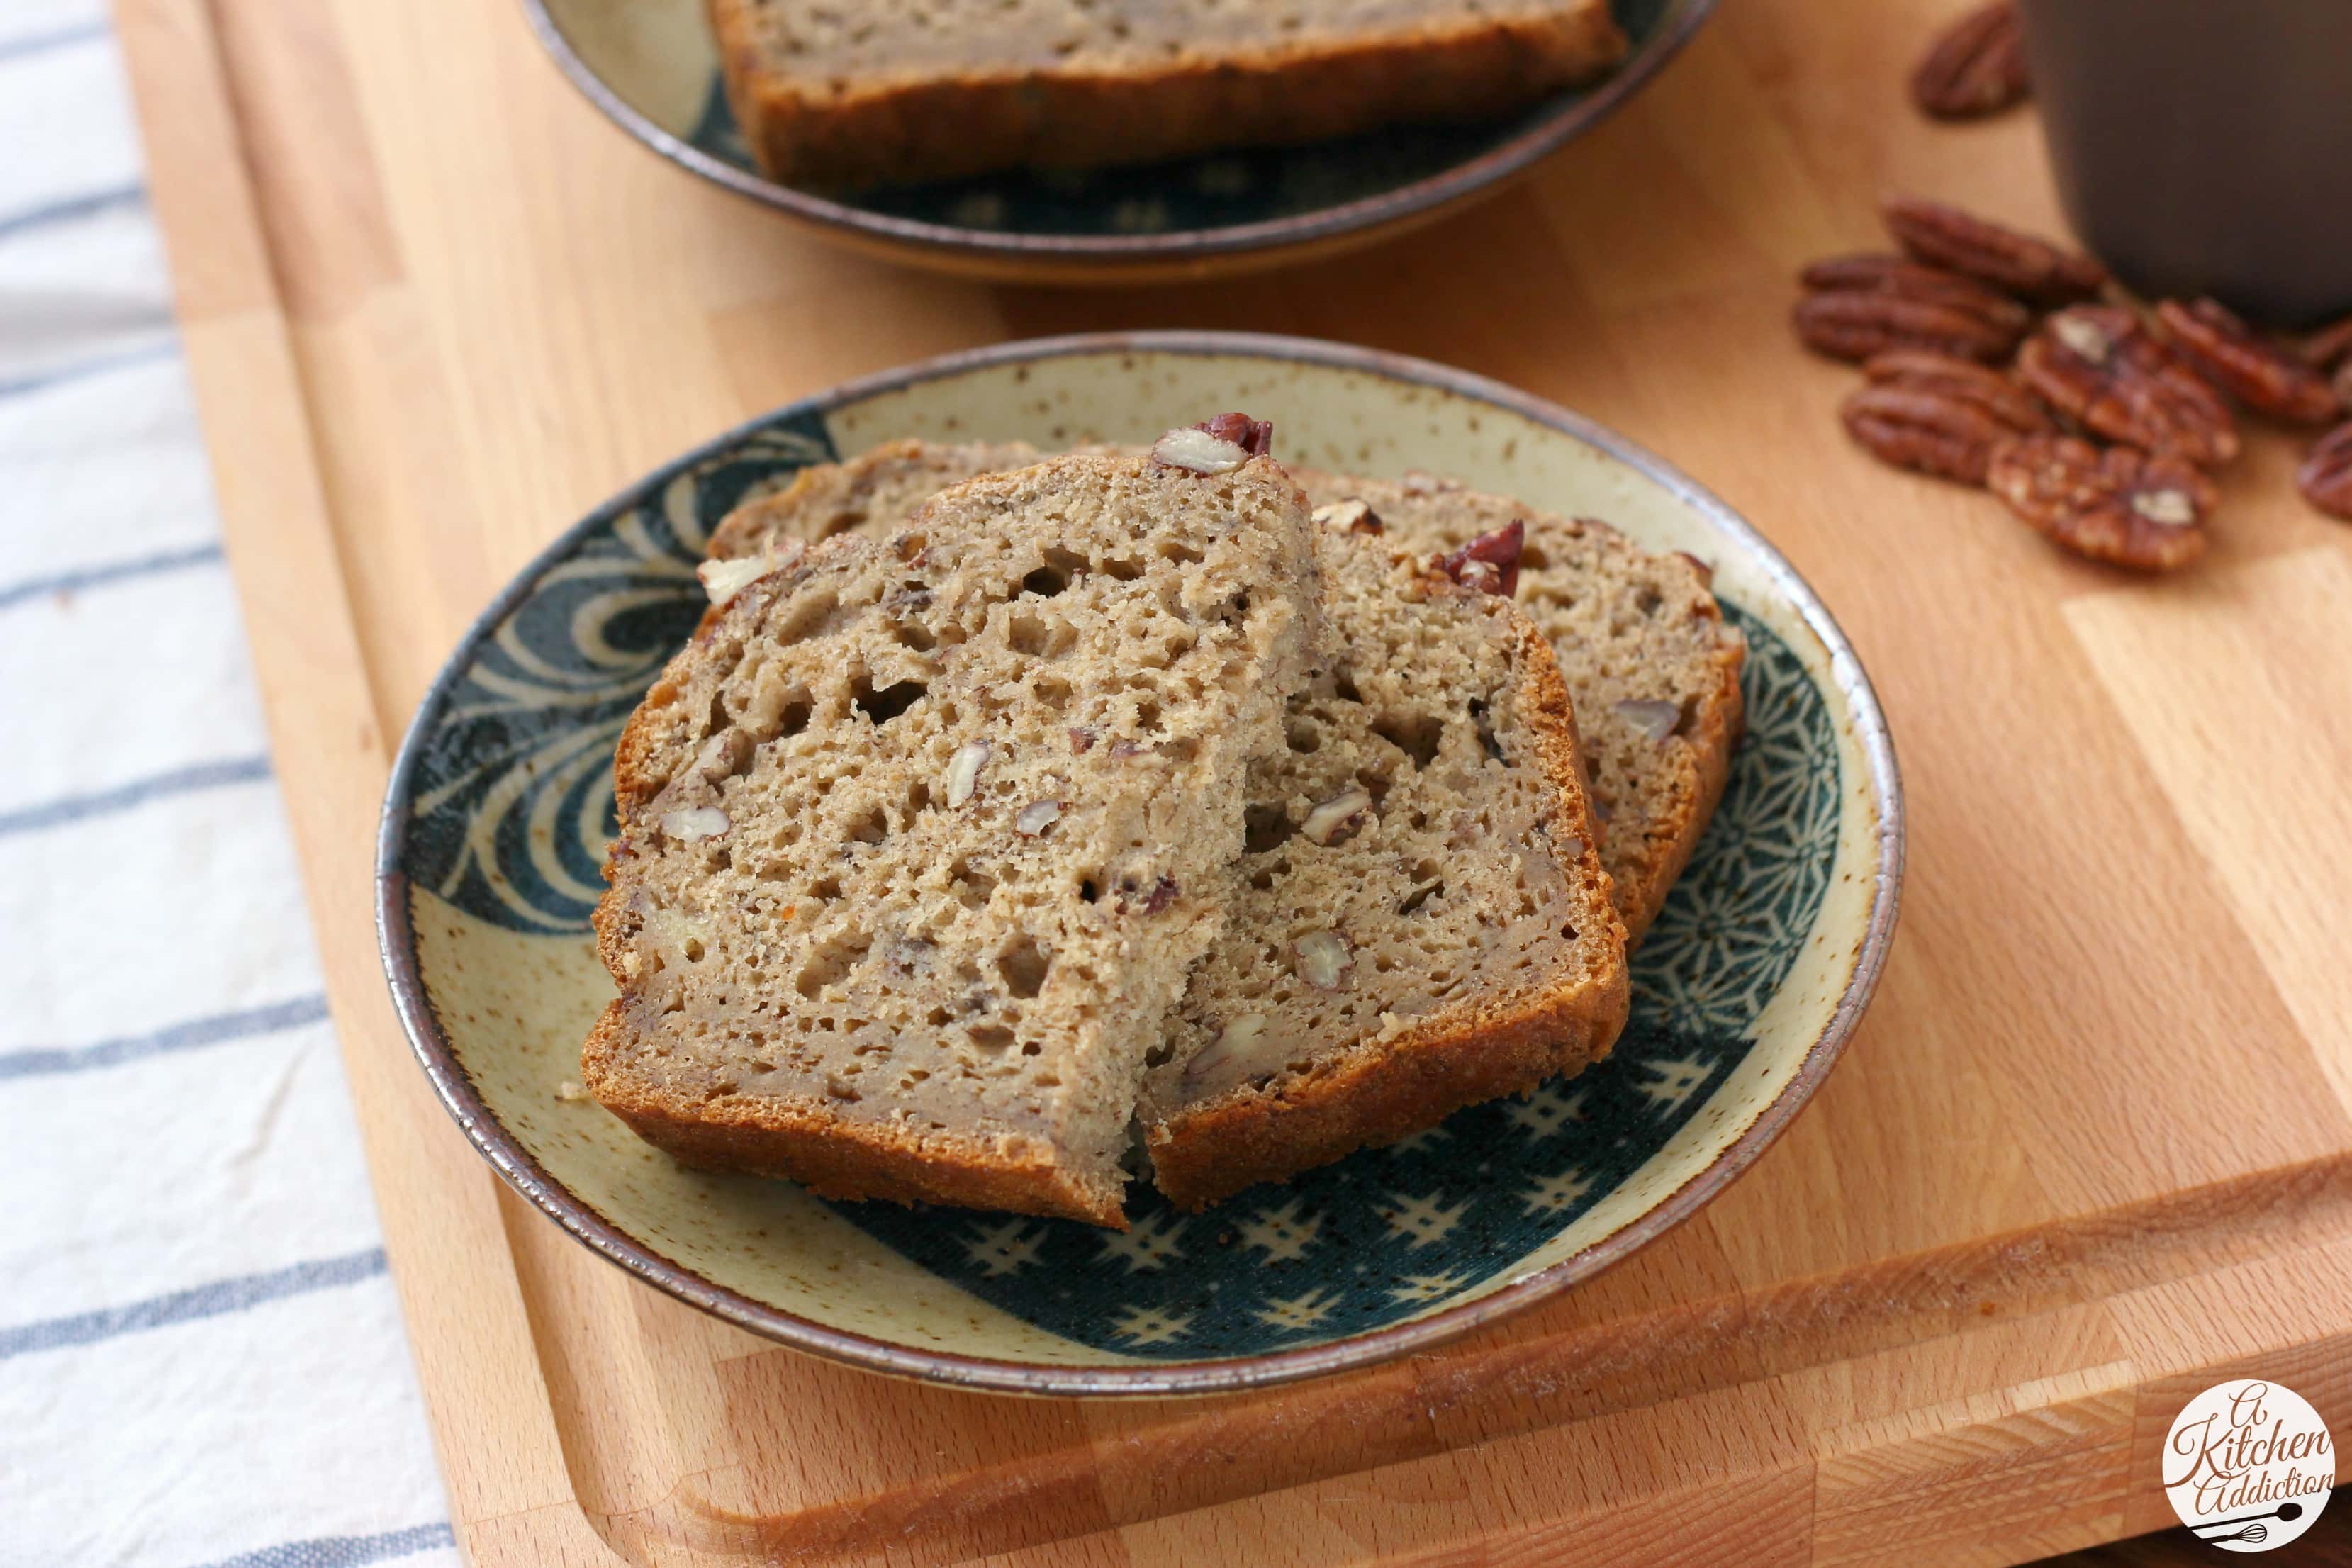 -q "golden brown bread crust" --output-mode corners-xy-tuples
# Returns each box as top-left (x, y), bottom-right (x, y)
(1146, 610), (1628, 1210)
(1621, 641), (1742, 940)
(1587, 570), (1743, 941)
(706, 1), (1628, 191)
(582, 1002), (1124, 1226)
